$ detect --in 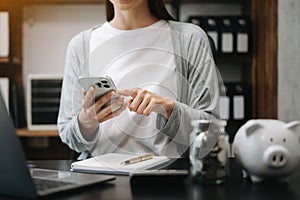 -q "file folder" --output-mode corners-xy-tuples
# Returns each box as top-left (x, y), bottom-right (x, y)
(224, 82), (250, 143)
(220, 17), (234, 54)
(235, 16), (251, 54)
(188, 15), (252, 56)
(219, 84), (229, 120)
(205, 17), (219, 52)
